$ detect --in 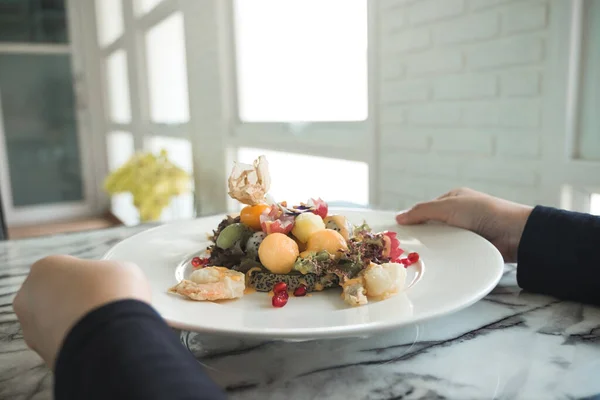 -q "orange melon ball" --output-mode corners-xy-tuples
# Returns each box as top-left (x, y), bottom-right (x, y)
(304, 229), (348, 258)
(258, 233), (299, 274)
(240, 204), (270, 230)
